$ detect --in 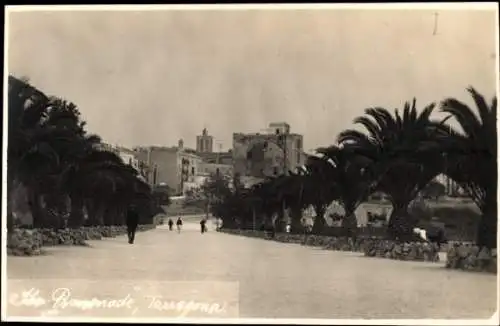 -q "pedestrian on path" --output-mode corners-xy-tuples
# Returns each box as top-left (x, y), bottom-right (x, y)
(126, 205), (139, 244)
(168, 218), (174, 231)
(301, 217), (313, 245)
(215, 217), (223, 231)
(200, 218), (207, 234)
(176, 217), (183, 233)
